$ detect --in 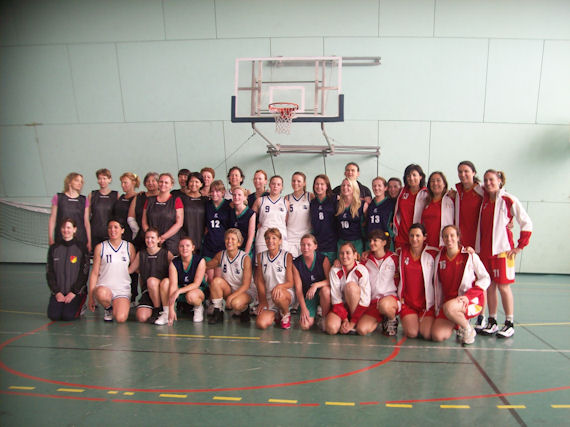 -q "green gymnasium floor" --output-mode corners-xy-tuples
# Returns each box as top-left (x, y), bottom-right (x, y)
(0, 264), (568, 426)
